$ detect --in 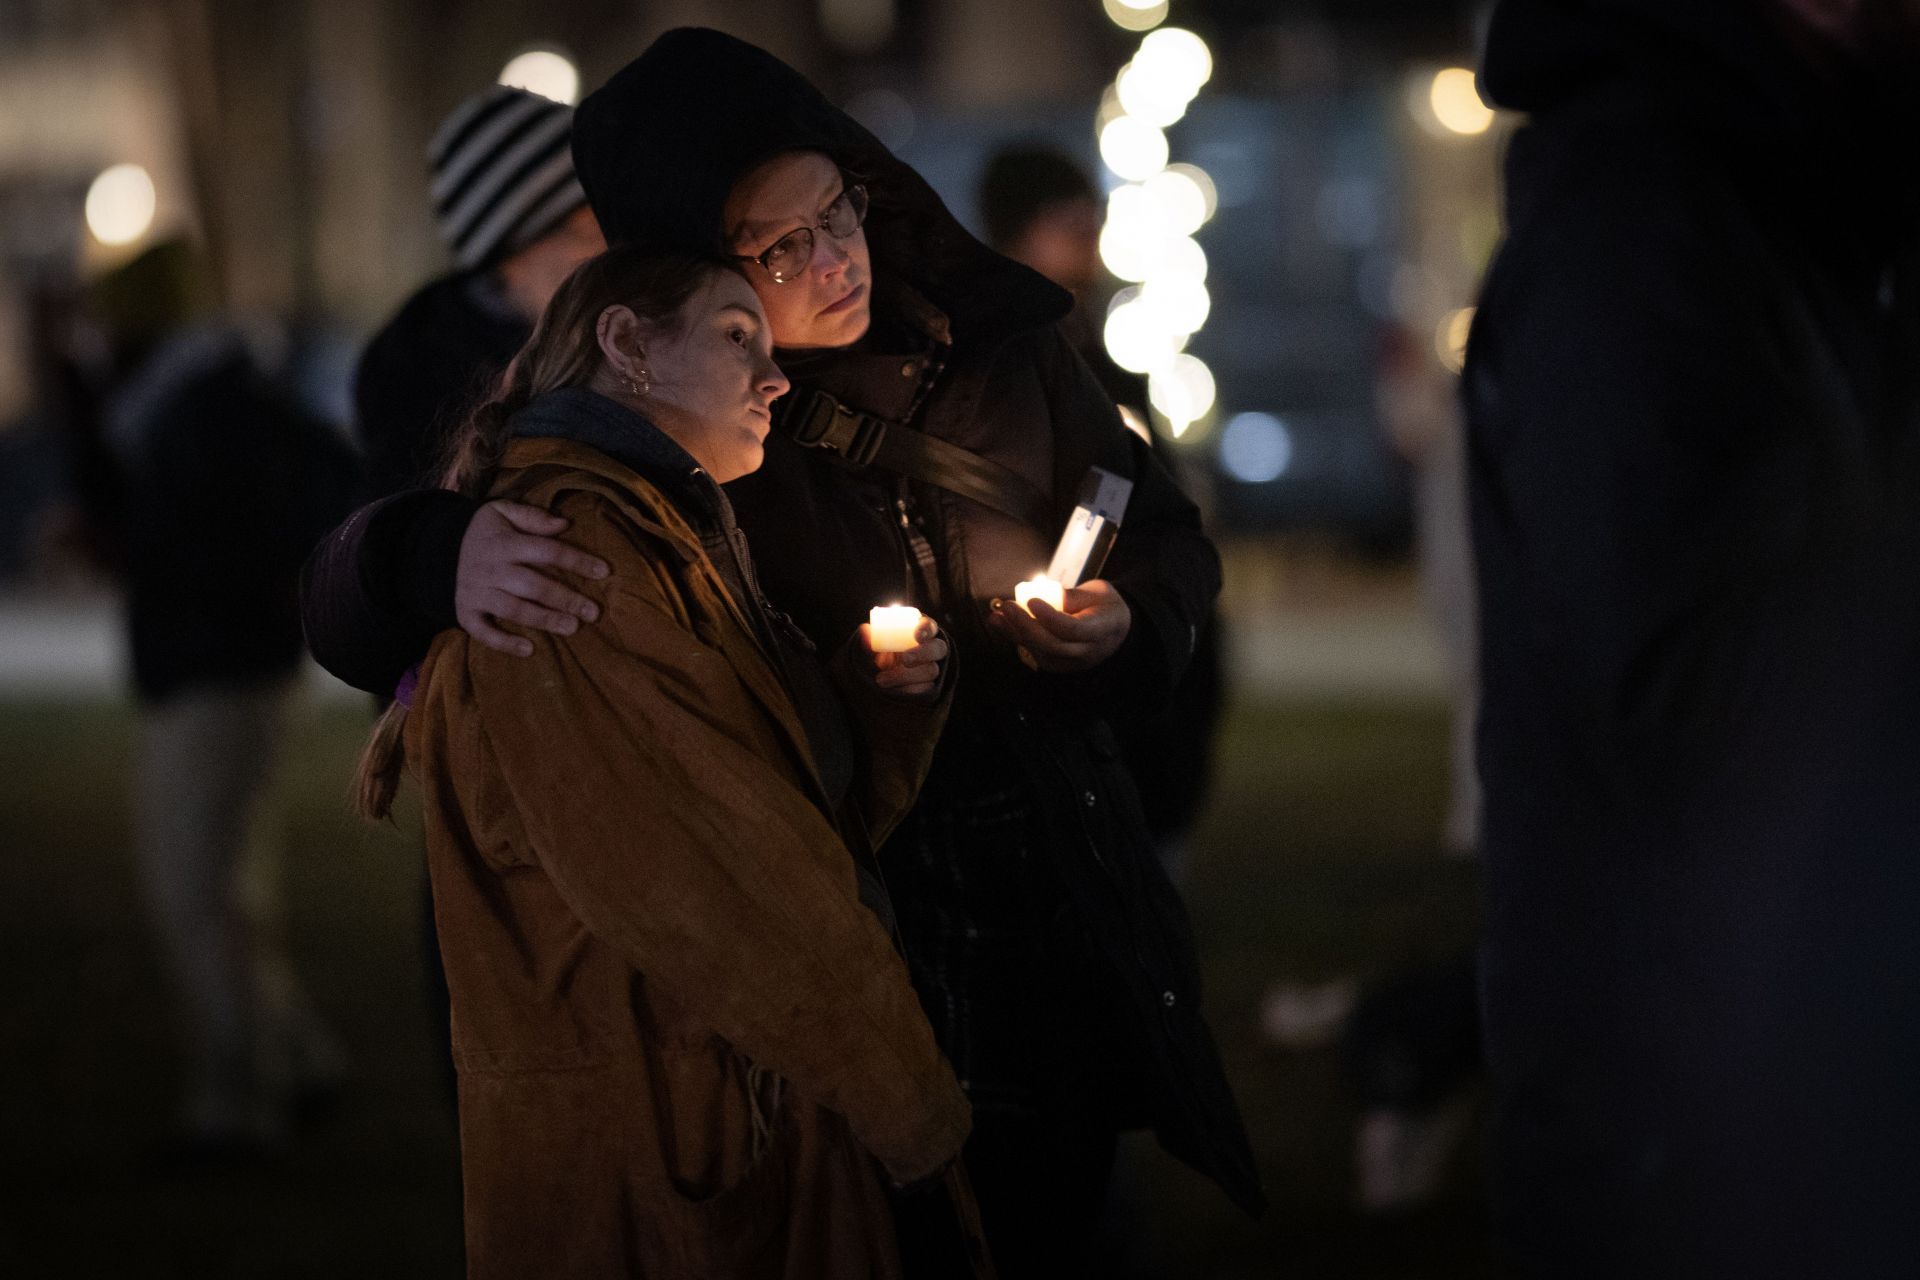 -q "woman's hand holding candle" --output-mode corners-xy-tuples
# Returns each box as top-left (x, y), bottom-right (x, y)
(1014, 575), (1065, 615)
(988, 578), (1133, 672)
(861, 607), (948, 701)
(868, 605), (924, 652)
